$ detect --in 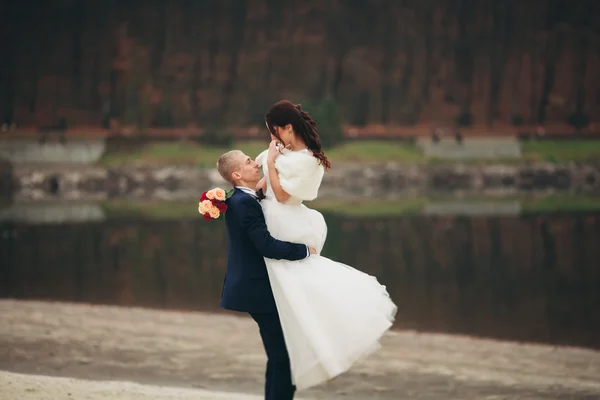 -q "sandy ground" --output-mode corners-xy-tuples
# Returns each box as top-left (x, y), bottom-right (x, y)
(0, 371), (269, 400)
(0, 300), (599, 400)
